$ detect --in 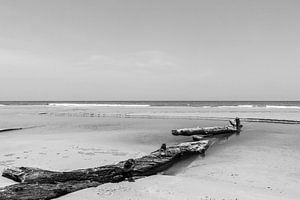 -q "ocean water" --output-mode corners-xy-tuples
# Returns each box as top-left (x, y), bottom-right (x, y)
(1, 100), (300, 108)
(1, 101), (300, 123)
